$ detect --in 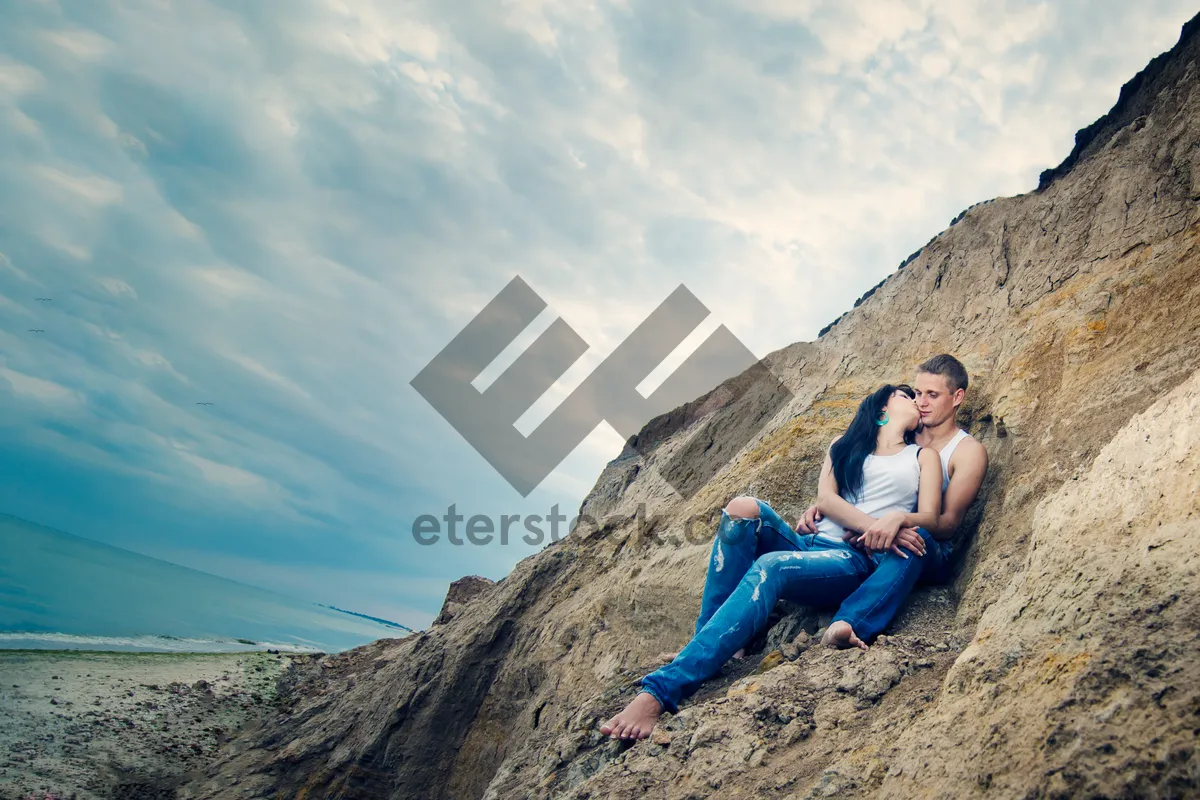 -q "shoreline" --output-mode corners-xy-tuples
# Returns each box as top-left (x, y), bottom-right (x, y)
(0, 631), (329, 654)
(0, 649), (319, 800)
